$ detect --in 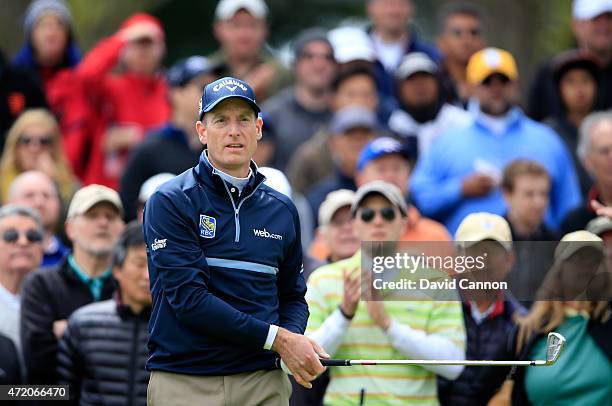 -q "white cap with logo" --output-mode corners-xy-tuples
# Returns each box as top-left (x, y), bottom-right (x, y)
(215, 0), (269, 20)
(455, 212), (512, 251)
(573, 0), (612, 20)
(67, 185), (123, 218)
